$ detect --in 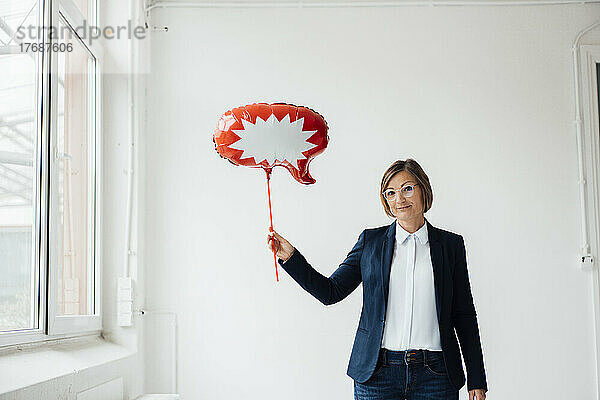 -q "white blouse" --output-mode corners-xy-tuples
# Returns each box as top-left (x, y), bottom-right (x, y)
(381, 220), (442, 351)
